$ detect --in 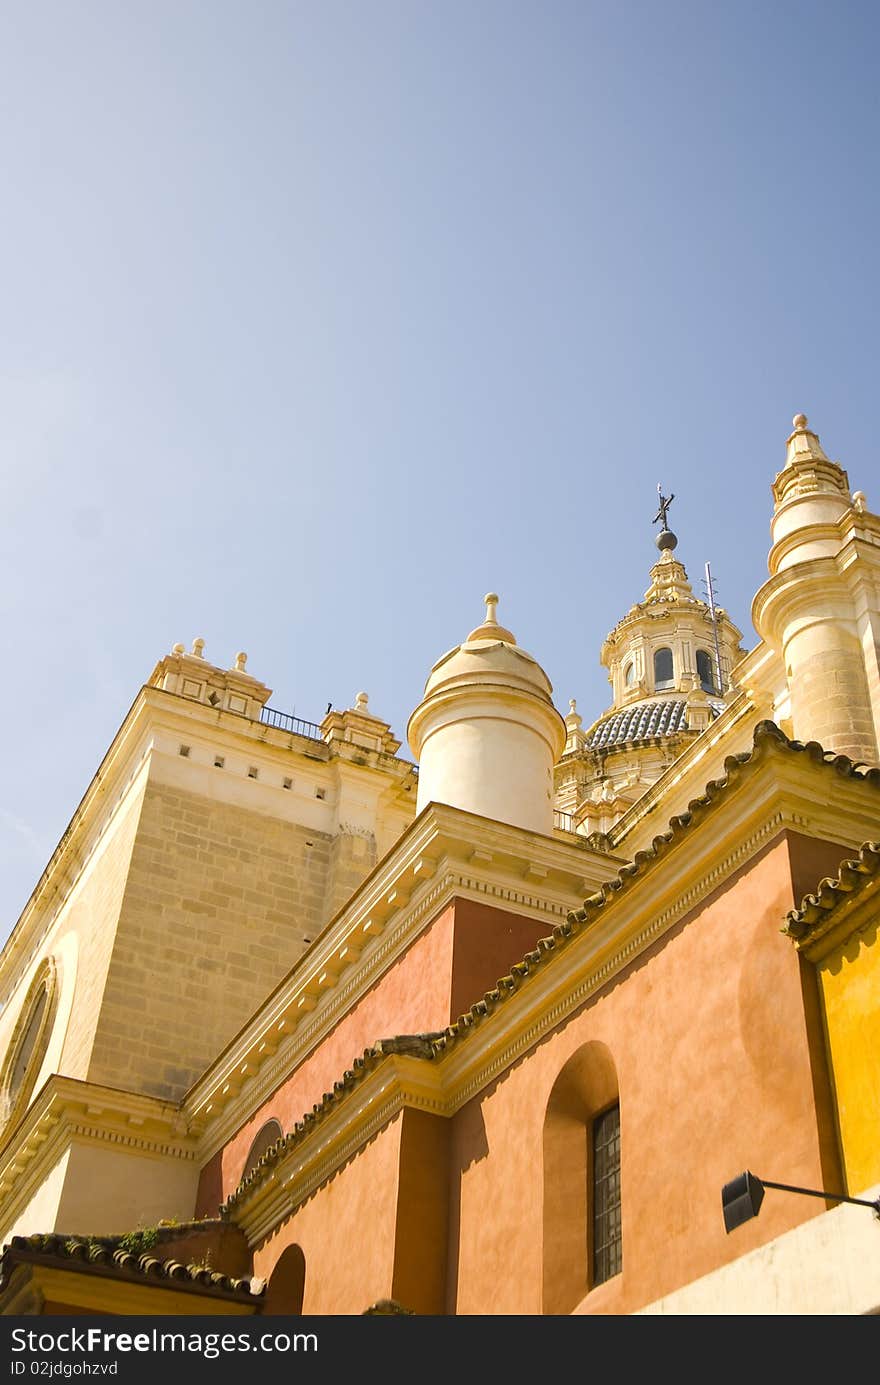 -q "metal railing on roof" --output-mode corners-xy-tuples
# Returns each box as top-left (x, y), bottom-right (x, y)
(259, 706), (323, 740)
(553, 809), (578, 834)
